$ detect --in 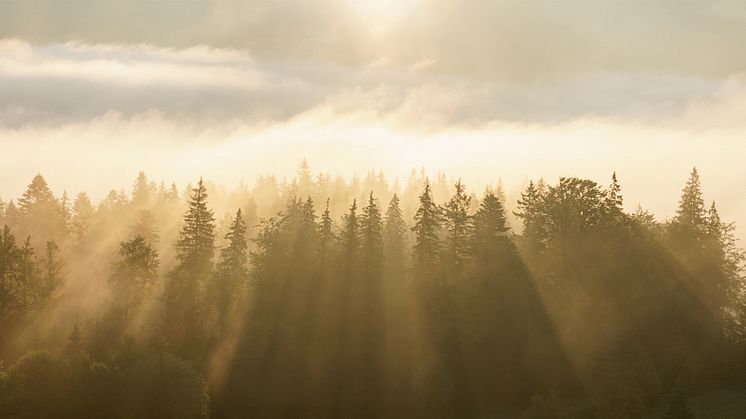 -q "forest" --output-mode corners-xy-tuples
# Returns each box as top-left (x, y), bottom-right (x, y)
(1, 162), (745, 418)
